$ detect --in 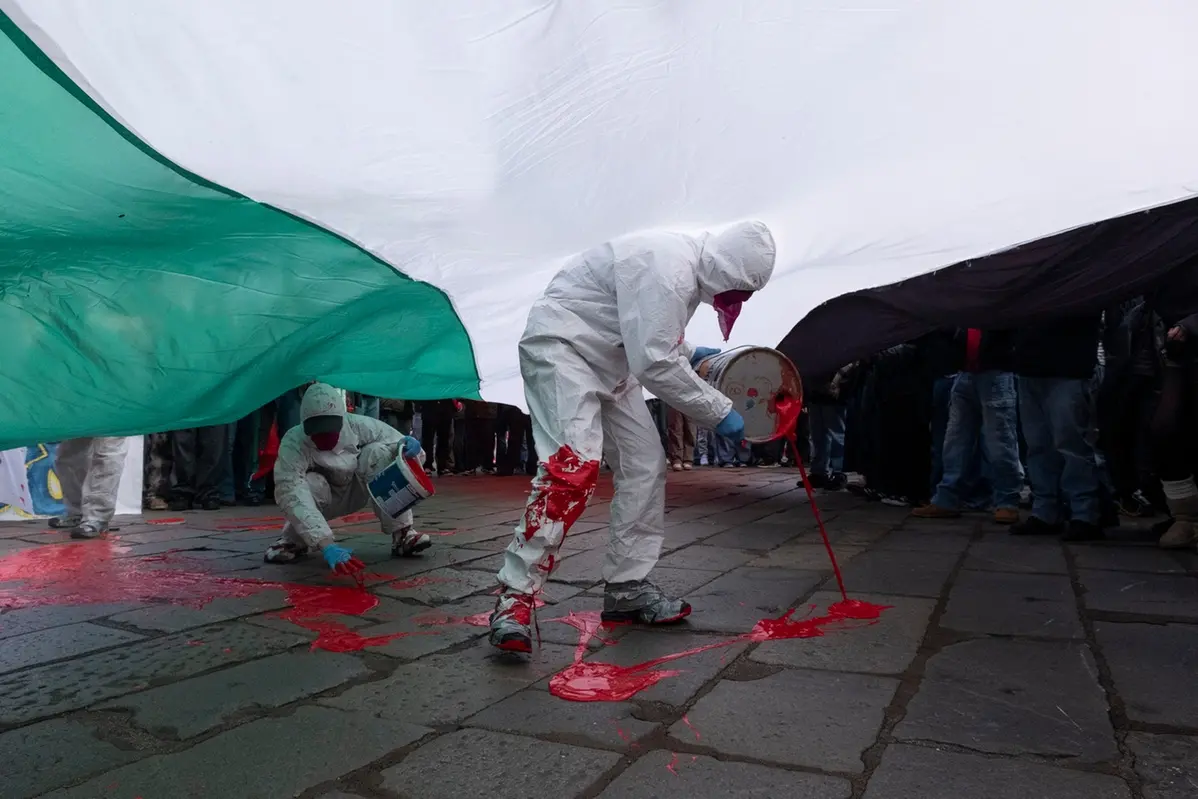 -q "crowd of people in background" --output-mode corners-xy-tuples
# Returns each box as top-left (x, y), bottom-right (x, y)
(833, 298), (1198, 550)
(131, 295), (1198, 553)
